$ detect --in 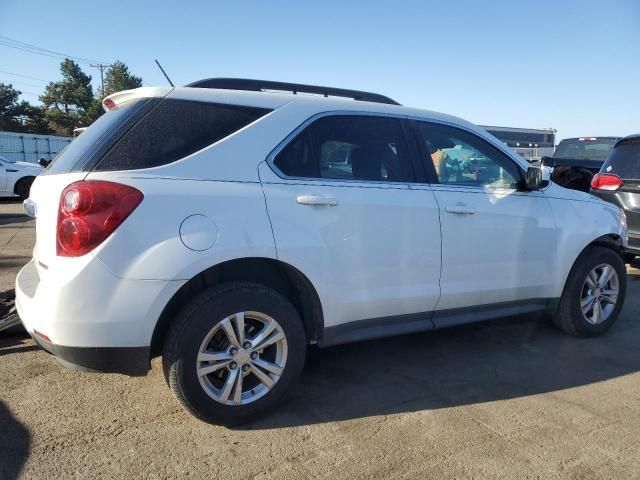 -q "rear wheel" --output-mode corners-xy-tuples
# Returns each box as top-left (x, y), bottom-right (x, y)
(14, 177), (34, 200)
(163, 283), (306, 425)
(553, 246), (626, 337)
